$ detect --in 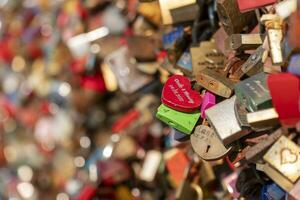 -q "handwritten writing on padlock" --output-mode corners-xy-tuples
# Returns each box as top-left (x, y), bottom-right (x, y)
(161, 75), (202, 112)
